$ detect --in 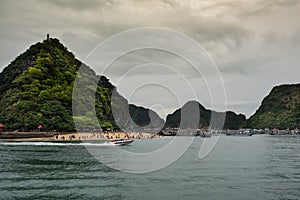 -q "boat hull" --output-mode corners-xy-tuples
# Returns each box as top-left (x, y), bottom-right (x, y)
(110, 139), (134, 146)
